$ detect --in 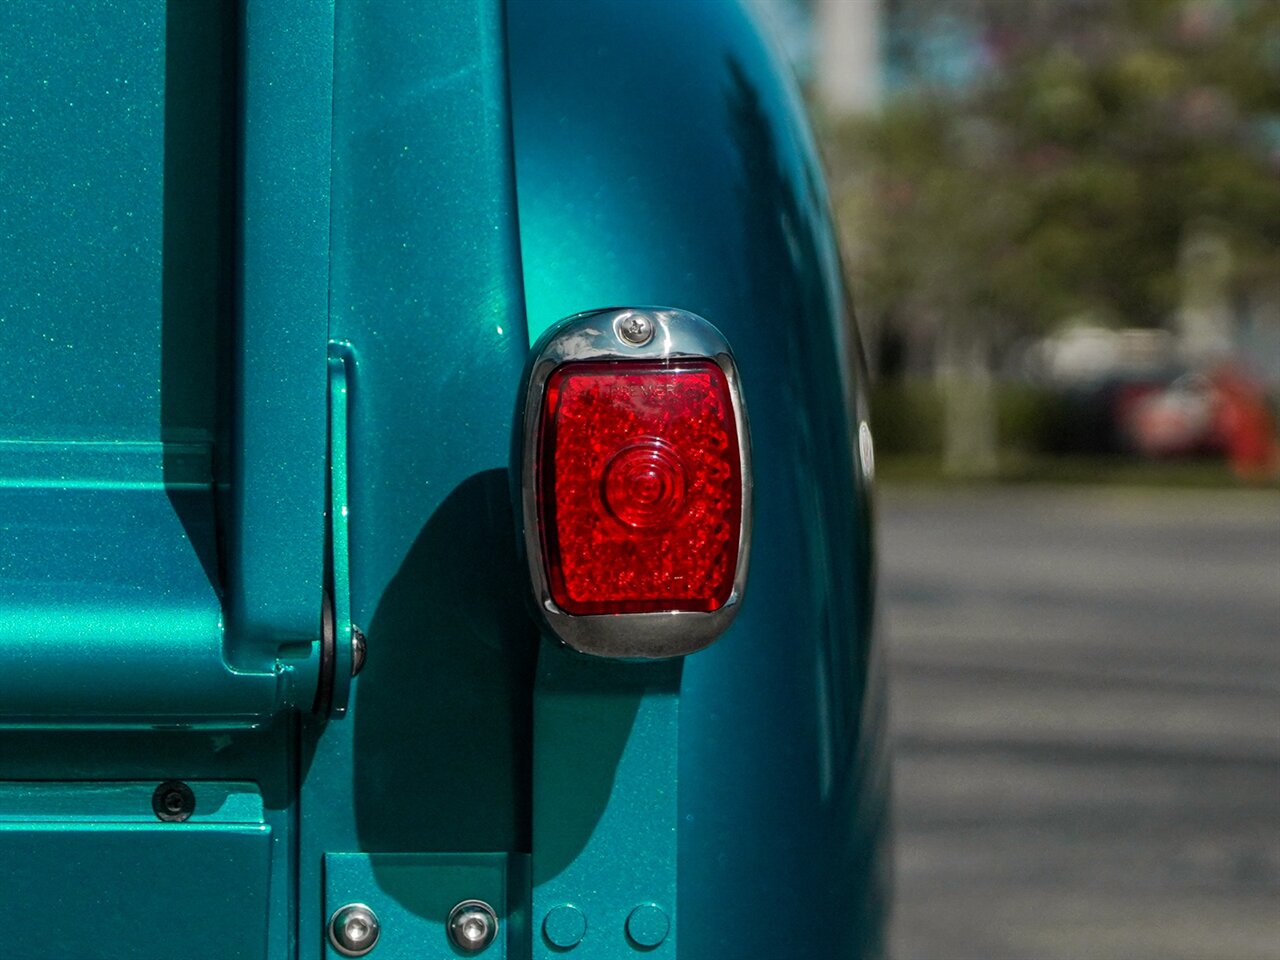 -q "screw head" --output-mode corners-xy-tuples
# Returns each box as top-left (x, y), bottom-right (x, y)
(152, 780), (195, 822)
(626, 904), (670, 949)
(328, 903), (380, 957)
(615, 313), (655, 346)
(448, 900), (498, 953)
